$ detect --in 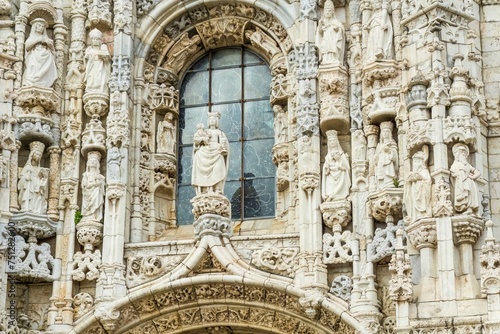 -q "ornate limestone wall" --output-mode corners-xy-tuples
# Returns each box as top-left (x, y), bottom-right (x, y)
(0, 0), (499, 333)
